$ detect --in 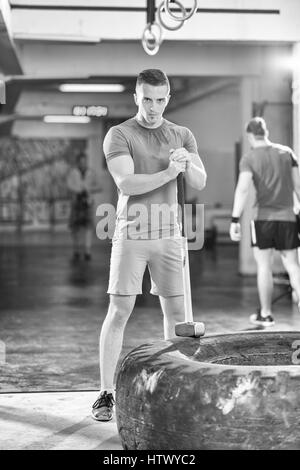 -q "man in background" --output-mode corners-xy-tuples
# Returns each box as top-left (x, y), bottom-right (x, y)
(230, 117), (300, 326)
(67, 152), (99, 261)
